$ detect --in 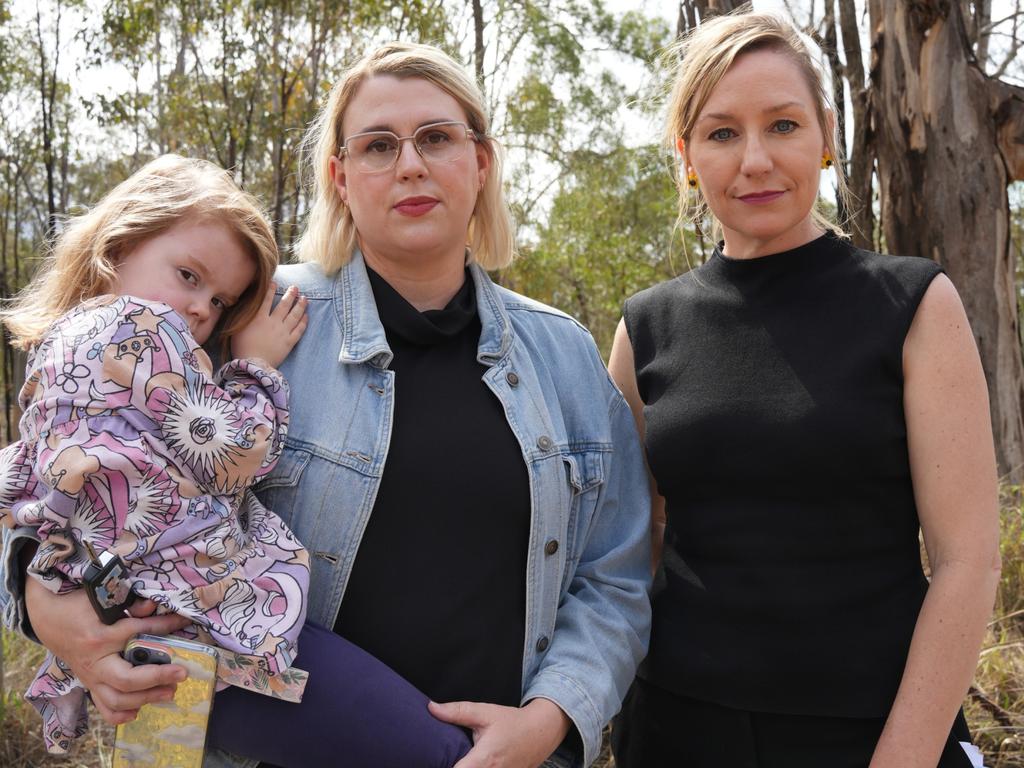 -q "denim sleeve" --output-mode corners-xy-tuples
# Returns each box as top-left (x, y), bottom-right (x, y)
(522, 390), (652, 767)
(1, 523), (42, 641)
